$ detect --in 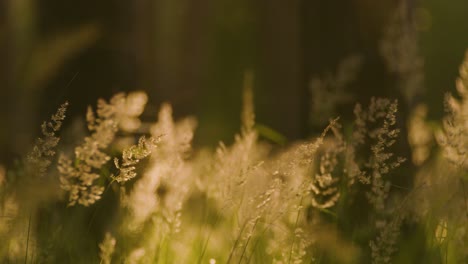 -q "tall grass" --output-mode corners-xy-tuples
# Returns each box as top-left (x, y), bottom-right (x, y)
(1, 53), (468, 263)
